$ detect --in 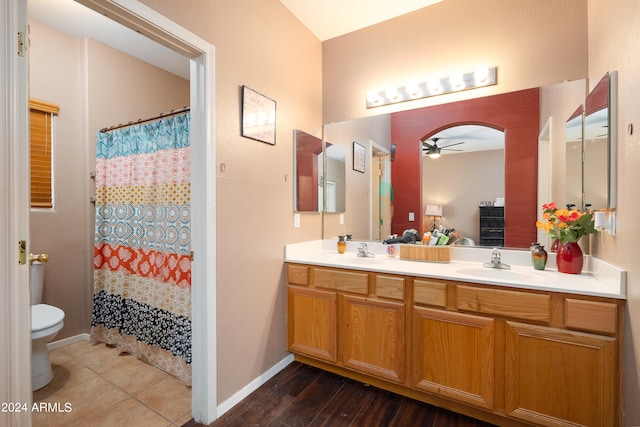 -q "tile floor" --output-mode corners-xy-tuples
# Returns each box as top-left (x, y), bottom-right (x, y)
(32, 340), (192, 427)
